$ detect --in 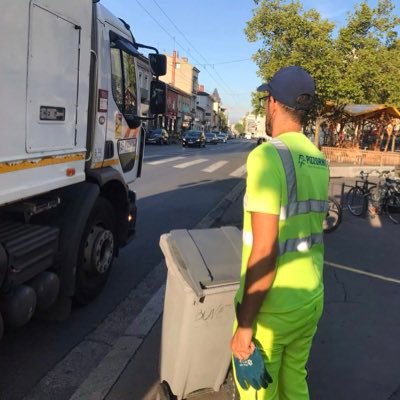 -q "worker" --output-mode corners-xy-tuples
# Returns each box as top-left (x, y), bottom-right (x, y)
(231, 66), (329, 399)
